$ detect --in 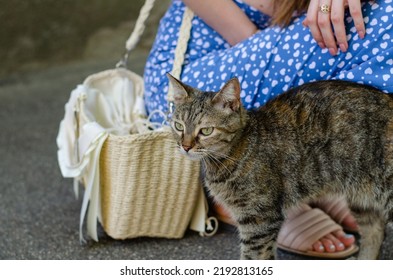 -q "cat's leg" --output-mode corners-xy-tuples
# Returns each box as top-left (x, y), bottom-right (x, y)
(354, 211), (385, 259)
(239, 229), (278, 260)
(238, 217), (282, 260)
